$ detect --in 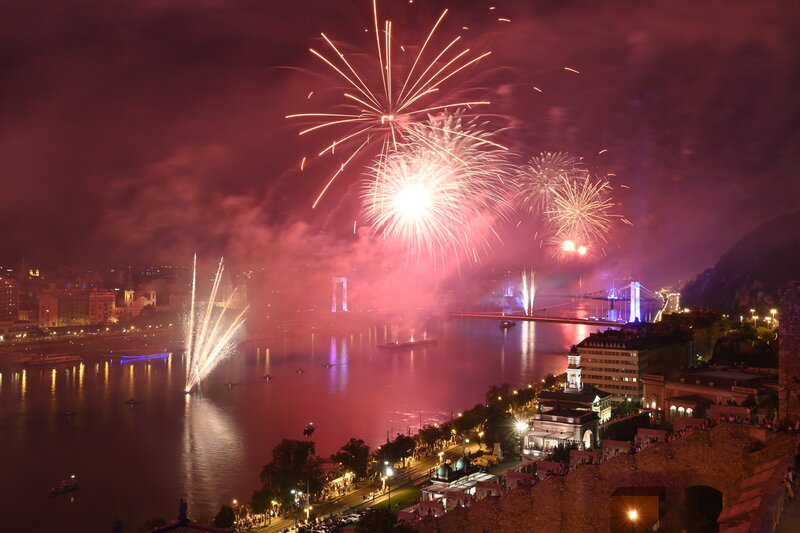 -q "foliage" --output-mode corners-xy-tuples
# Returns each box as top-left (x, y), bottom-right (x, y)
(333, 438), (371, 478)
(485, 383), (511, 406)
(250, 487), (273, 514)
(541, 373), (560, 390)
(259, 439), (325, 502)
(212, 505), (235, 528)
(417, 425), (441, 448)
(356, 507), (416, 533)
(379, 434), (416, 466)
